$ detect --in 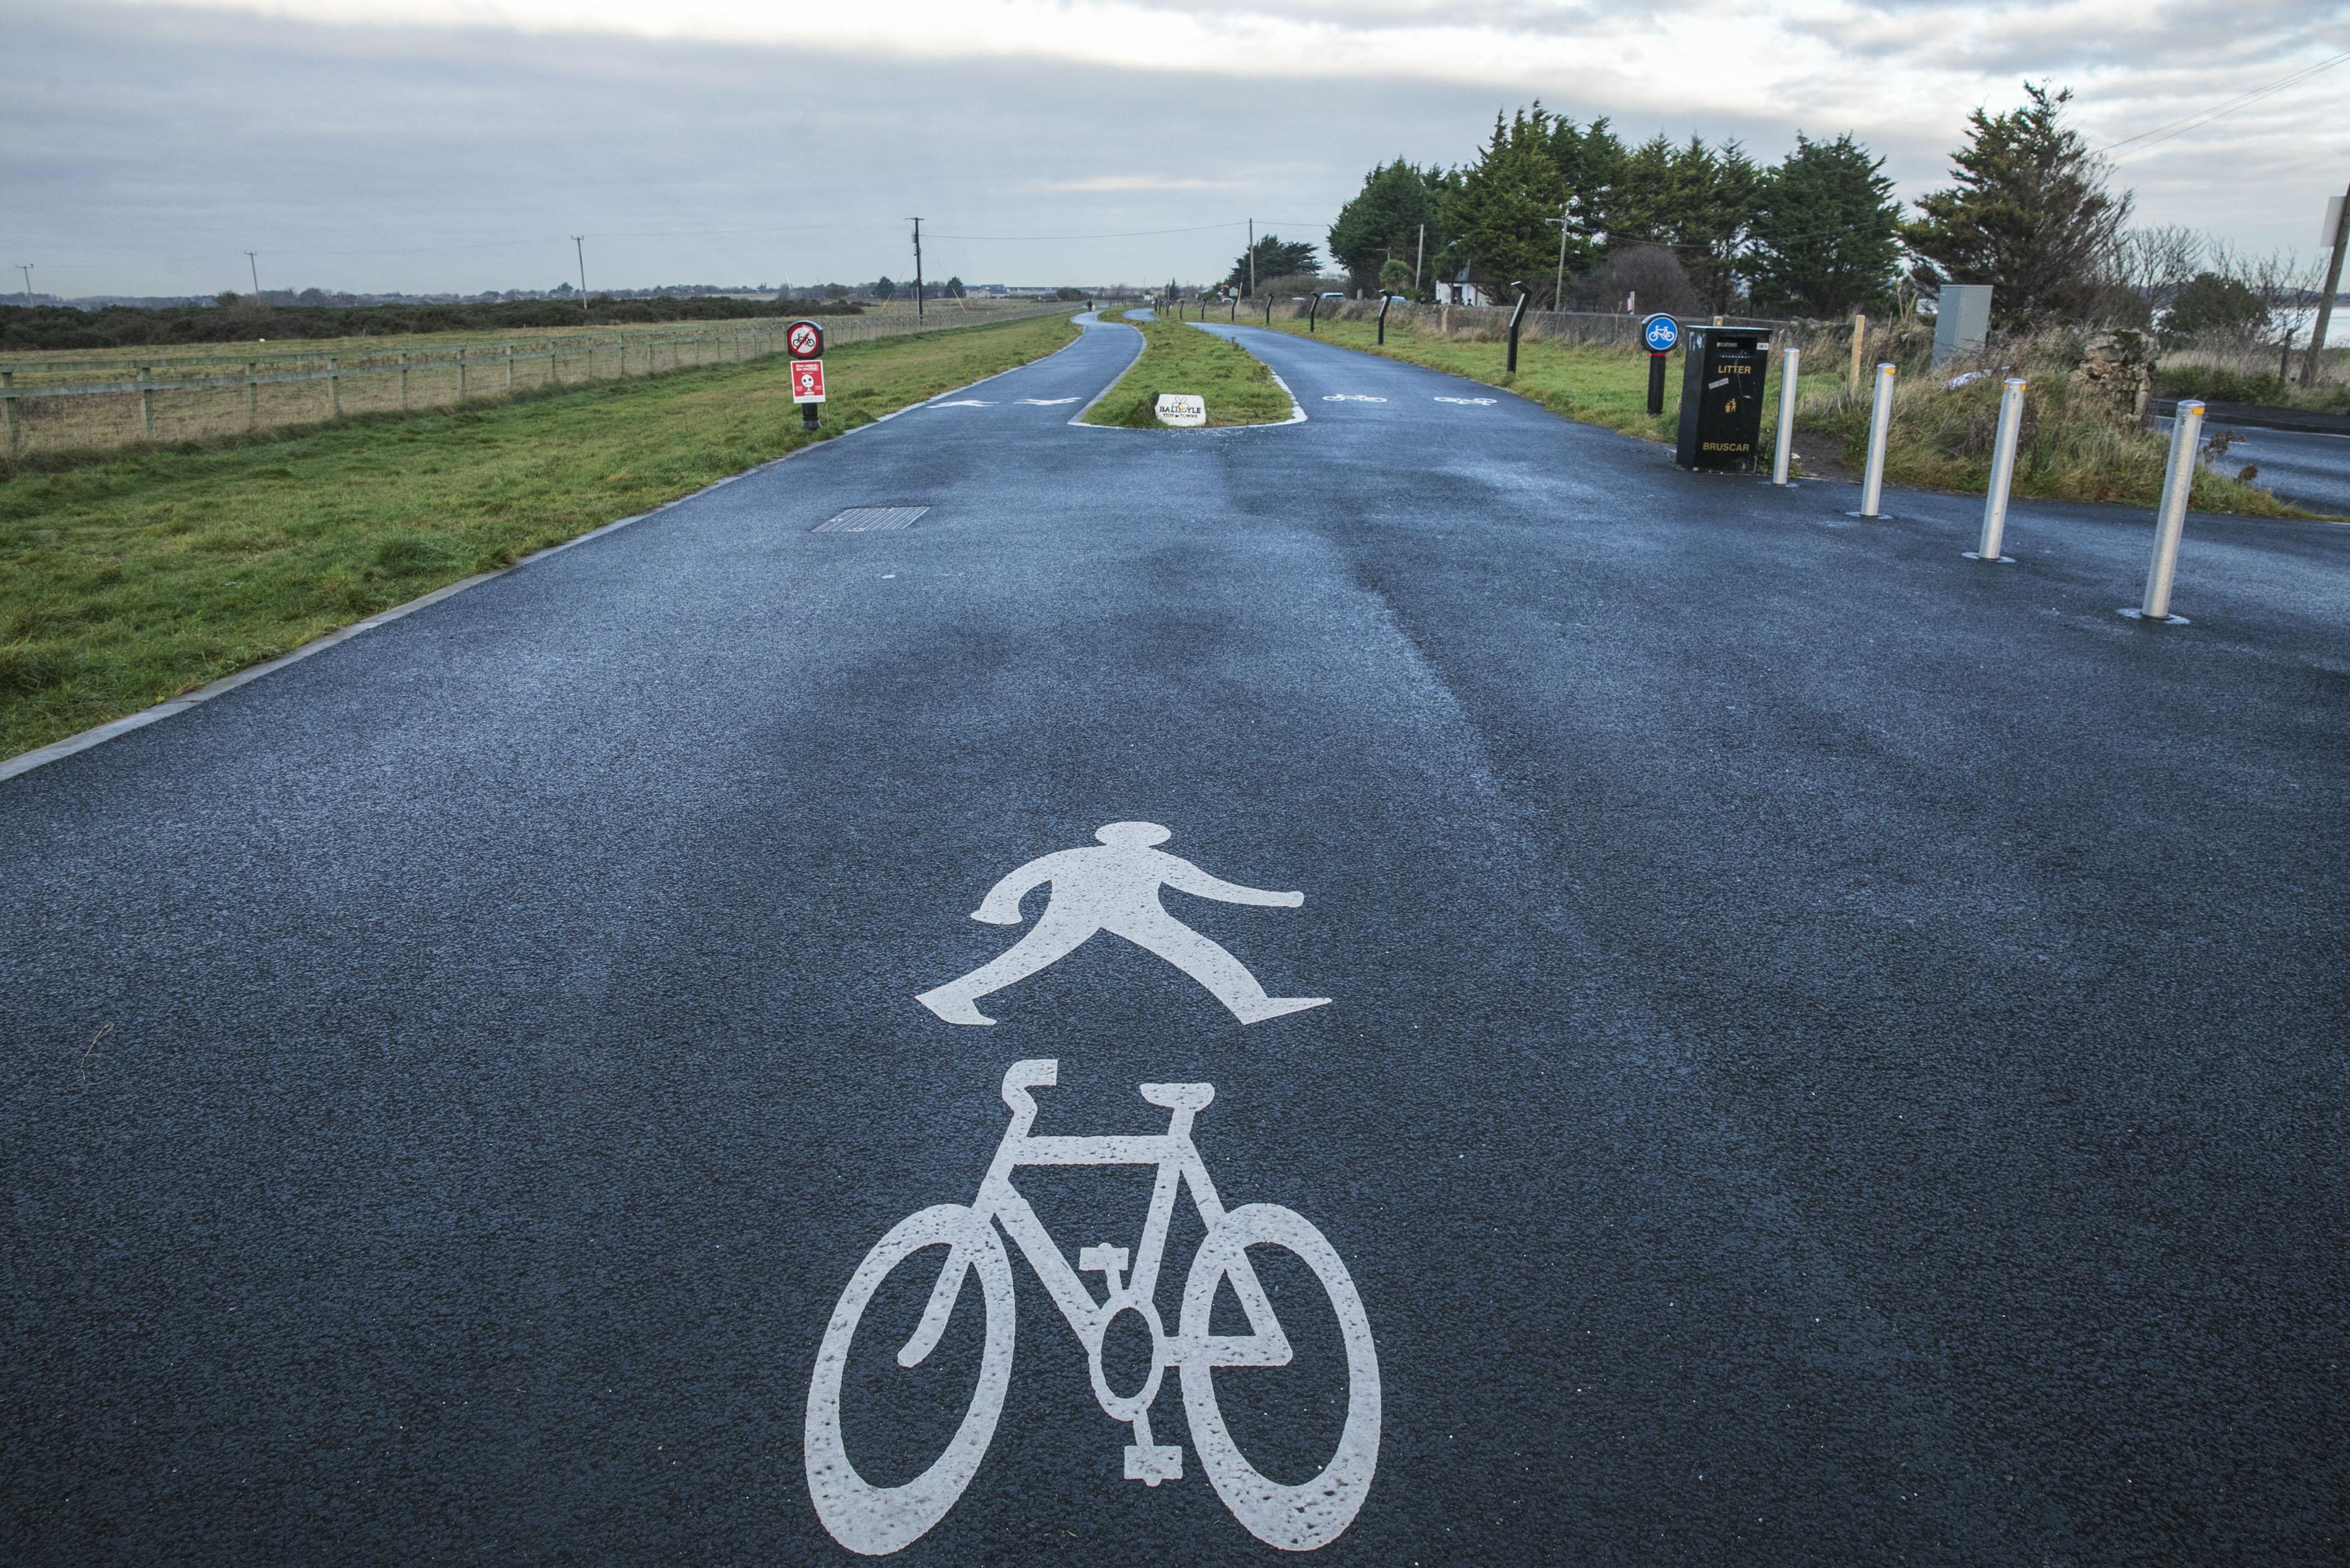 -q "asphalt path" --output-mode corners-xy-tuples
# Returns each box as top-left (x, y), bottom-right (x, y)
(6, 312), (2347, 1565)
(2154, 414), (2350, 517)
